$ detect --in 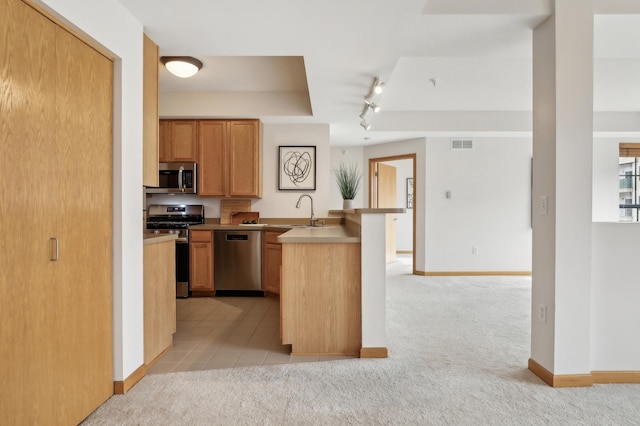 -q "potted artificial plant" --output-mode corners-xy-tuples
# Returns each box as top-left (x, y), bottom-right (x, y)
(333, 162), (361, 209)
